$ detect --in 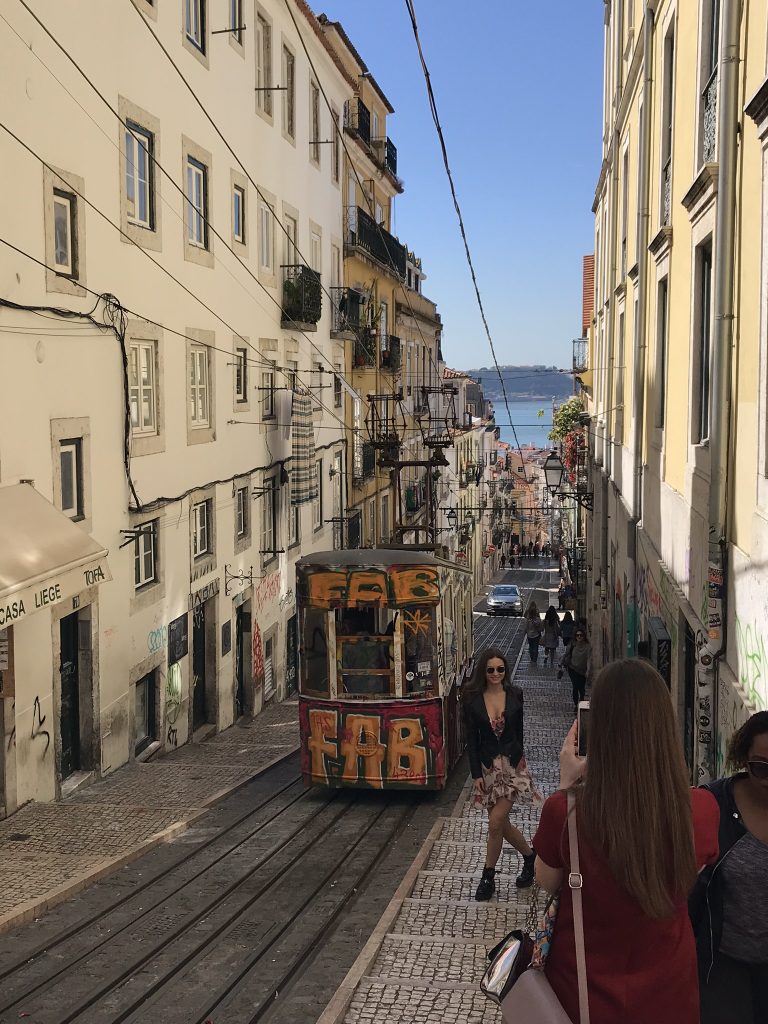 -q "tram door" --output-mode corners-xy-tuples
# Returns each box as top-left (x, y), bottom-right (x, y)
(59, 612), (81, 779)
(192, 604), (207, 730)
